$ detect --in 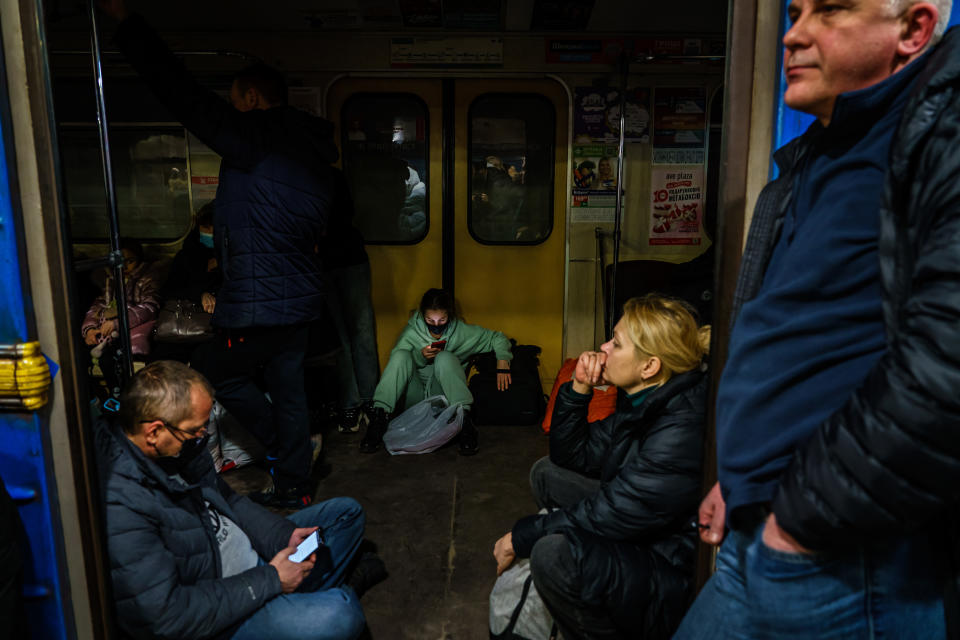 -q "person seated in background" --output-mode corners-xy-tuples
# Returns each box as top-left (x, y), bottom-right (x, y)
(82, 237), (159, 399)
(152, 200), (221, 363)
(162, 200), (220, 314)
(399, 163), (426, 238)
(474, 155), (524, 241)
(359, 288), (512, 456)
(492, 295), (709, 640)
(97, 360), (383, 640)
